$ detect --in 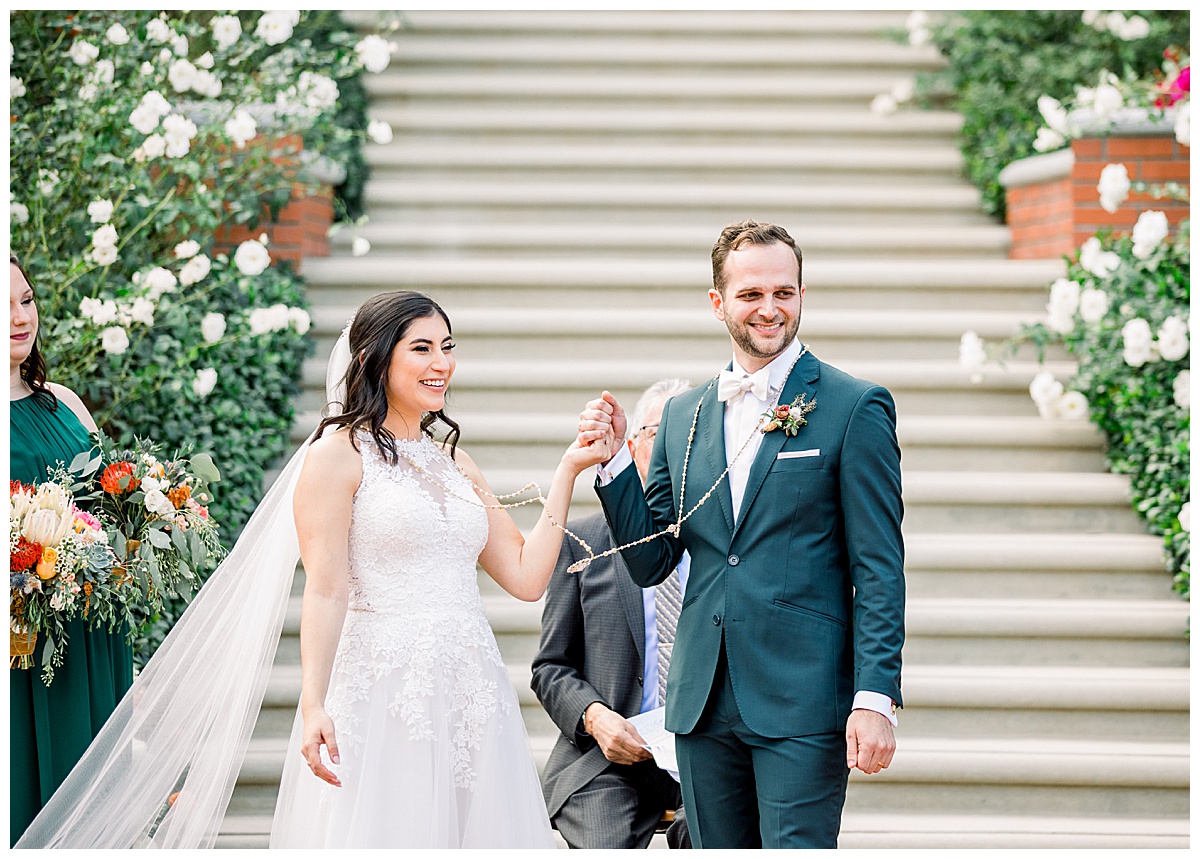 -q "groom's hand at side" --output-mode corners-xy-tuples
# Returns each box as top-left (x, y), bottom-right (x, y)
(577, 391), (628, 464)
(584, 702), (653, 765)
(845, 709), (896, 775)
